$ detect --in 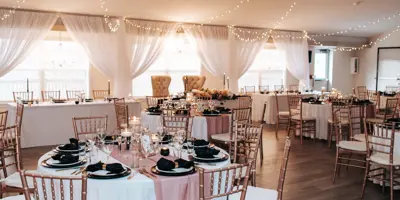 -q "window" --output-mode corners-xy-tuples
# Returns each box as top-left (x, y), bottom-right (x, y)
(314, 50), (330, 80)
(0, 31), (89, 101)
(239, 44), (286, 91)
(132, 35), (201, 96)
